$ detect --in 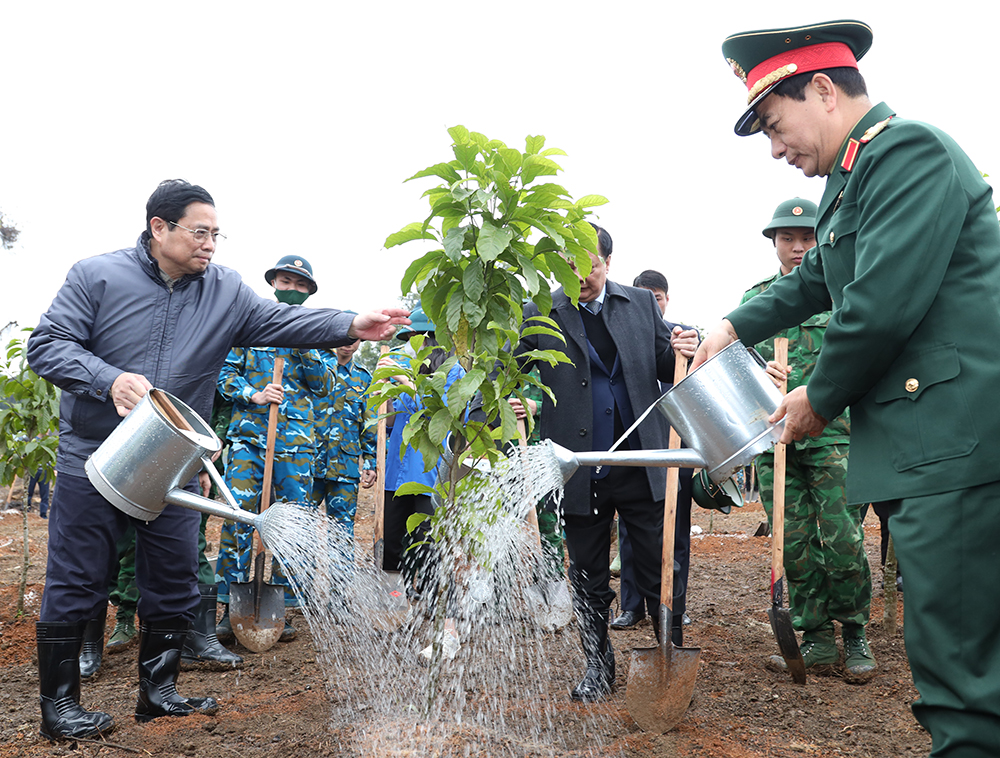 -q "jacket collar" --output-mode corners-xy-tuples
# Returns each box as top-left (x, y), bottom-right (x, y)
(819, 102), (896, 221)
(136, 231), (209, 289)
